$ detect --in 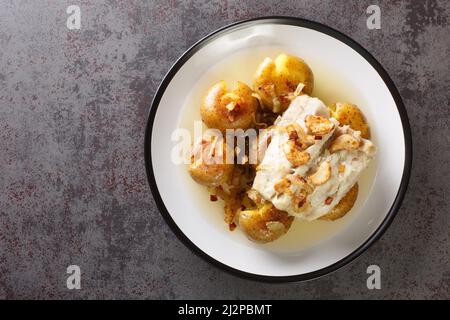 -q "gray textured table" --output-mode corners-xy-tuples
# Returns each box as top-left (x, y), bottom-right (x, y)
(0, 0), (449, 299)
